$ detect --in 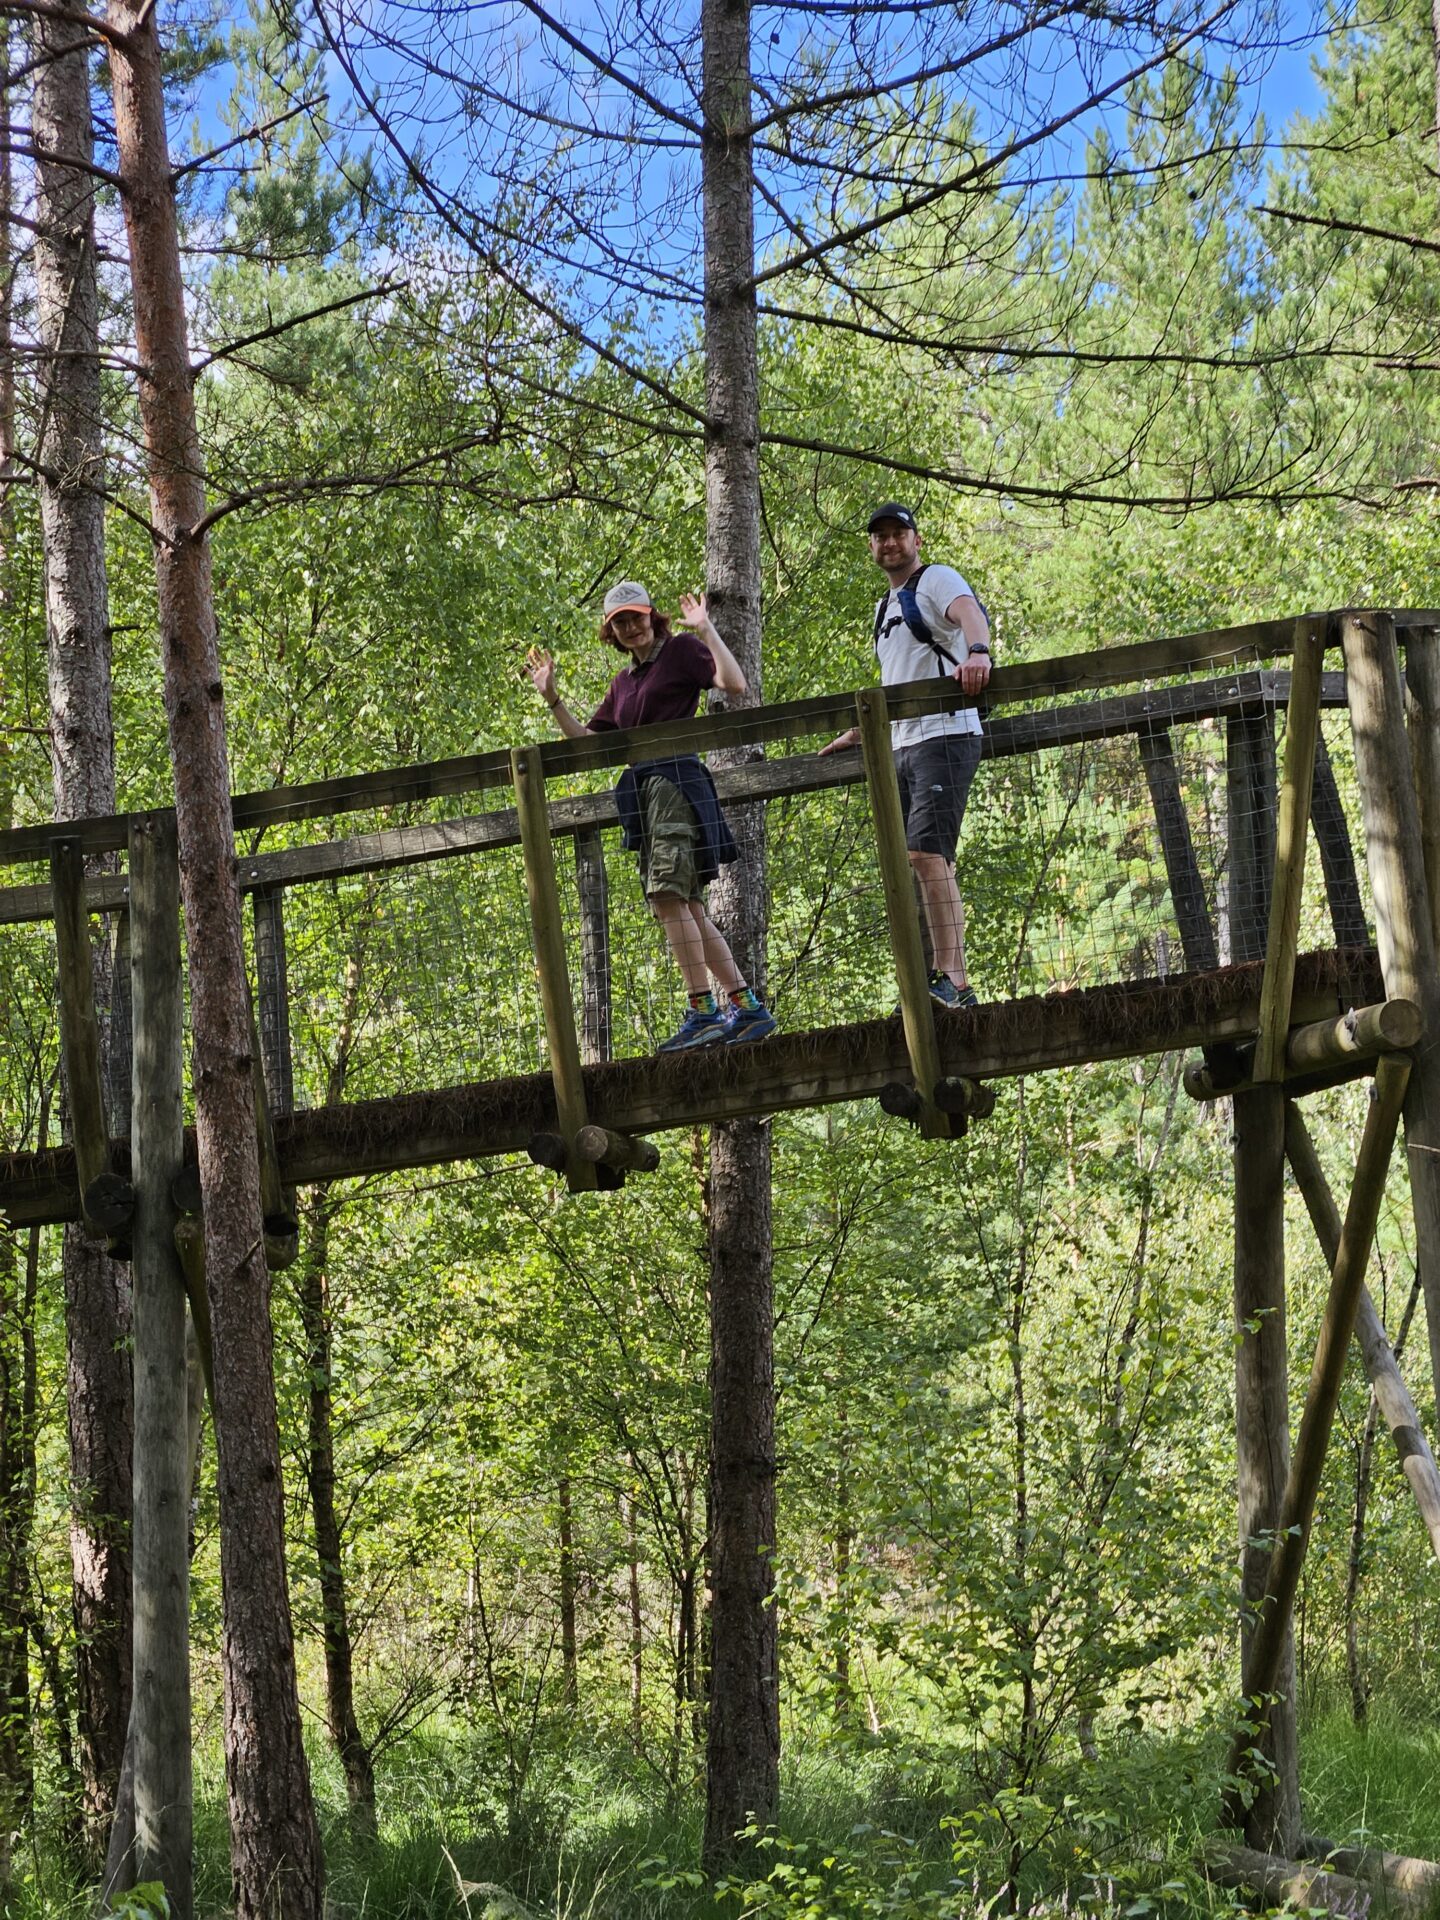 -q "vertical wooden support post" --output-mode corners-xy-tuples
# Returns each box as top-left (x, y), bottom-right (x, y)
(1285, 1102), (1440, 1564)
(1231, 1081), (1300, 1854)
(1137, 727), (1218, 972)
(855, 688), (947, 1139)
(1225, 710), (1275, 963)
(1310, 731), (1369, 951)
(1254, 632), (1326, 1083)
(110, 906), (134, 1139)
(127, 811), (192, 1915)
(1228, 1059), (1410, 1805)
(1404, 625), (1440, 955)
(251, 886), (294, 1115)
(512, 747), (596, 1191)
(51, 837), (112, 1214)
(1343, 610), (1440, 1418)
(574, 828), (612, 1068)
